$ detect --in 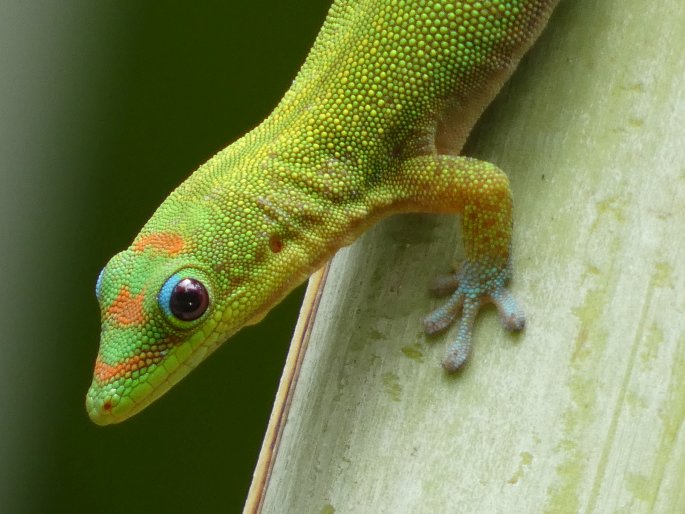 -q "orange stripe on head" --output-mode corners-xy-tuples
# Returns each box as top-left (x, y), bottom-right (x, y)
(94, 354), (145, 383)
(94, 351), (167, 383)
(133, 232), (186, 256)
(106, 286), (146, 326)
